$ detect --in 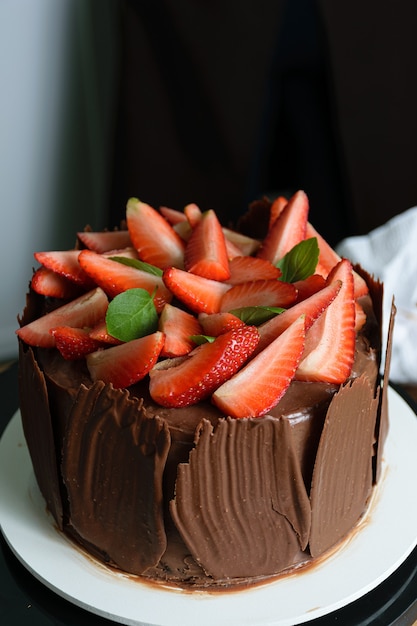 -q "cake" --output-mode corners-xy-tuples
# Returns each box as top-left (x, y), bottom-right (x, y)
(16, 190), (392, 589)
